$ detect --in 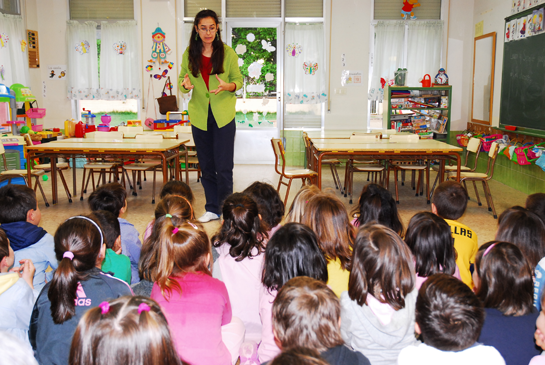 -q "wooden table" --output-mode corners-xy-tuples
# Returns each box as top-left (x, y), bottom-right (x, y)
(310, 139), (463, 189)
(26, 139), (188, 204)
